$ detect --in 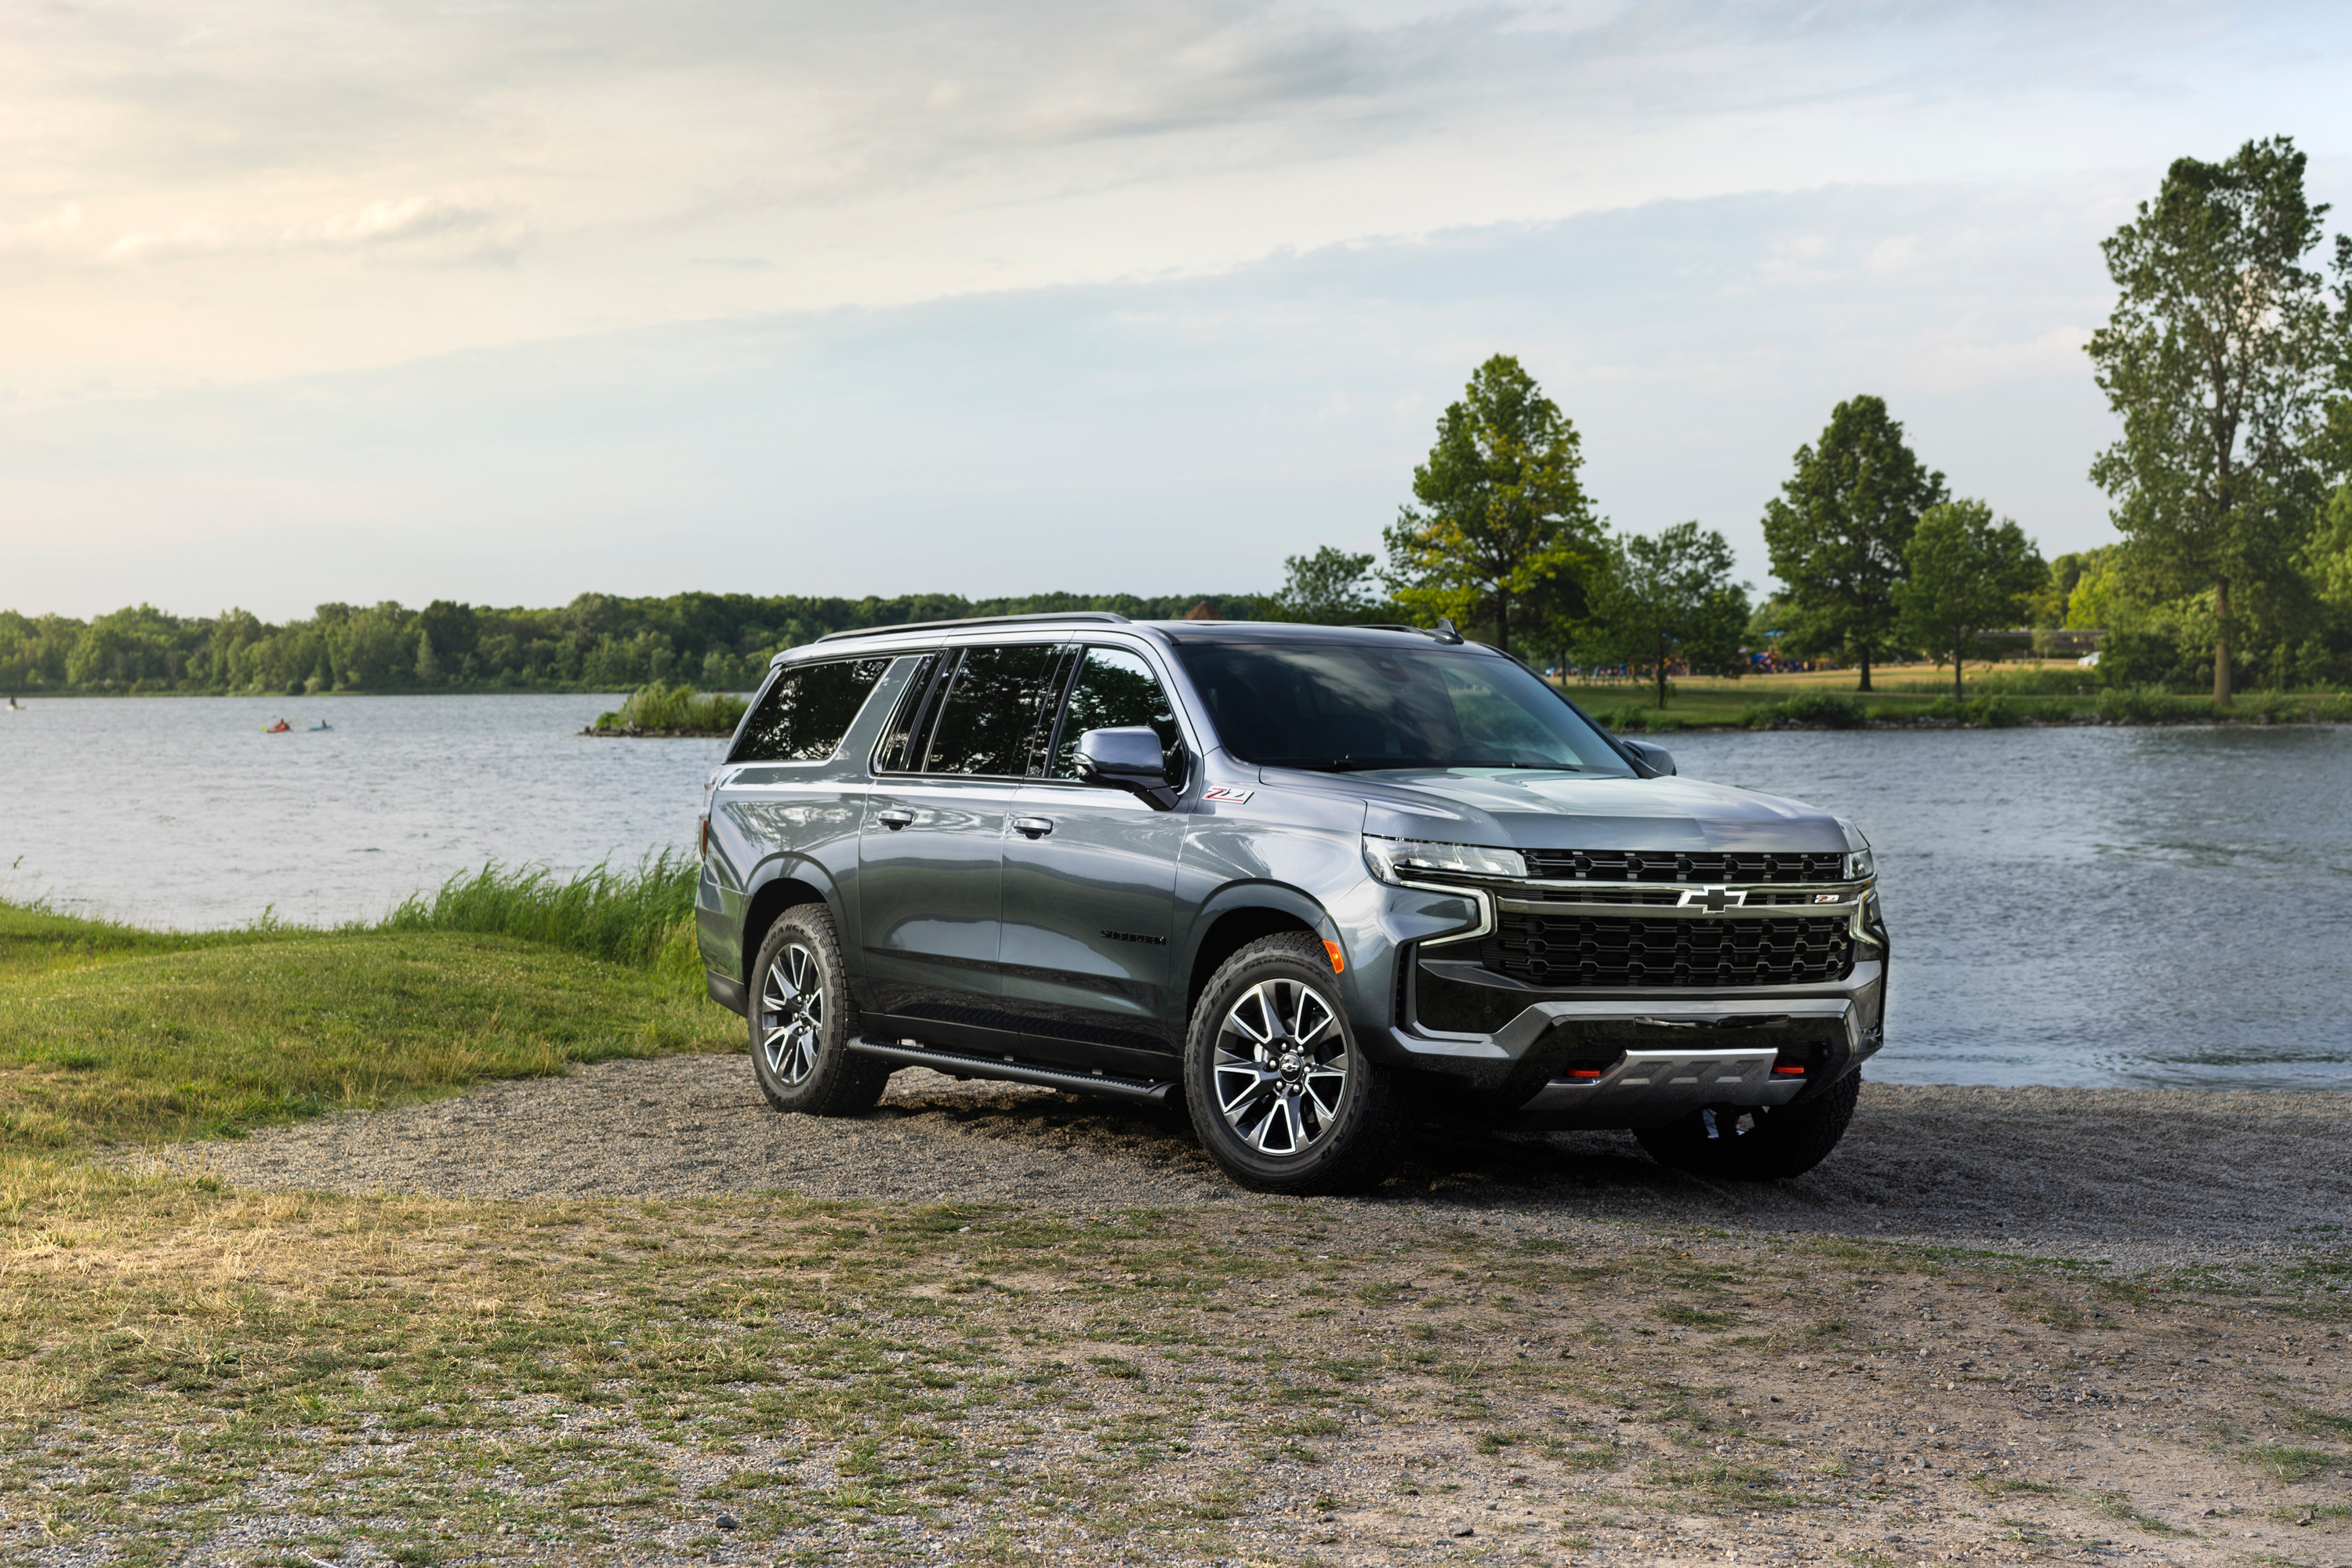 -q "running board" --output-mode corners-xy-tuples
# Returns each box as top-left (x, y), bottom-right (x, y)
(848, 1036), (1175, 1105)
